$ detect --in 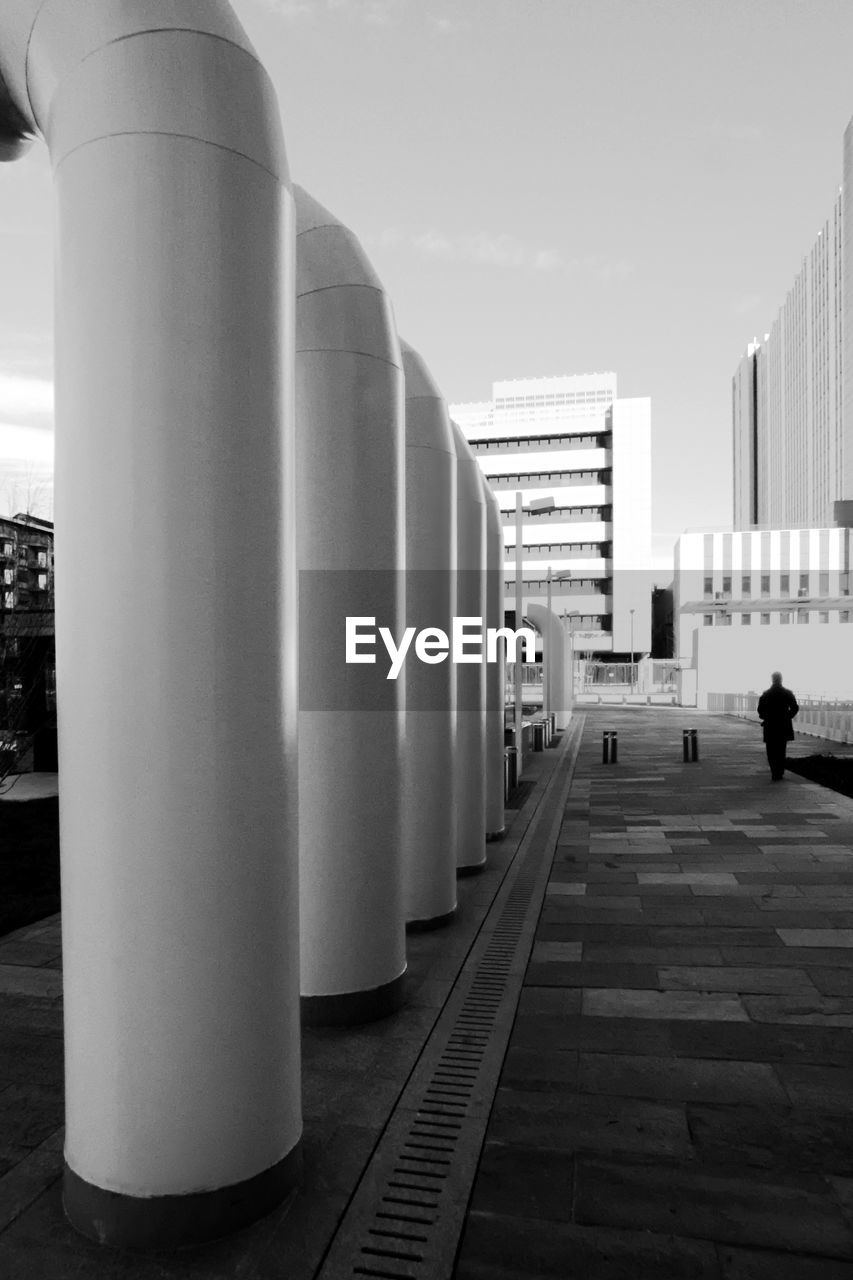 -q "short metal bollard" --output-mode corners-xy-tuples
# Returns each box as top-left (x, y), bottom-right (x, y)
(548, 713), (557, 743)
(602, 730), (618, 764)
(533, 721), (546, 752)
(682, 728), (699, 762)
(505, 746), (519, 799)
